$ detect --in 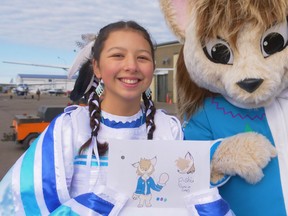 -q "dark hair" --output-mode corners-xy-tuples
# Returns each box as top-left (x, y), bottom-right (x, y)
(77, 20), (157, 155)
(93, 20), (155, 67)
